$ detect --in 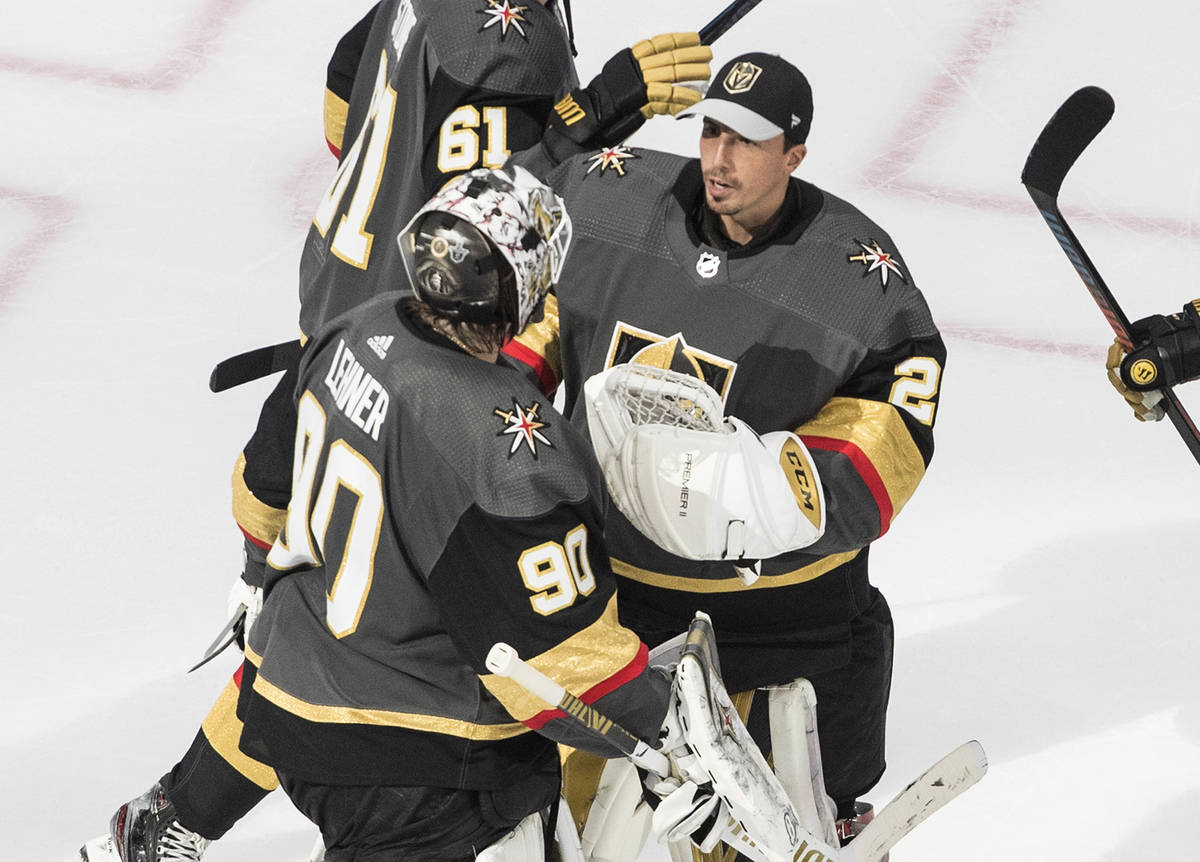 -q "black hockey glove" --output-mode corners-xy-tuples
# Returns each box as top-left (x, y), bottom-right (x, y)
(541, 33), (710, 164)
(1119, 299), (1200, 391)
